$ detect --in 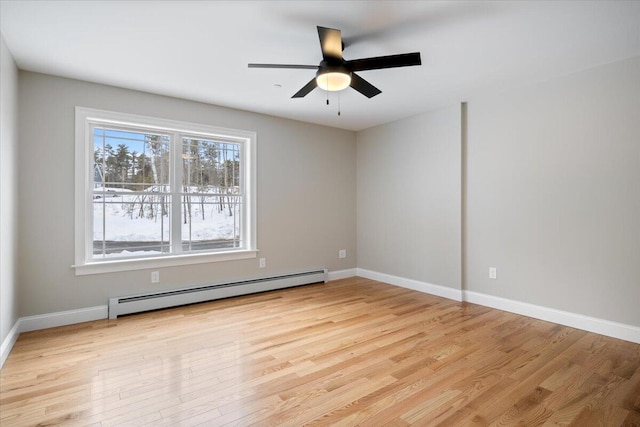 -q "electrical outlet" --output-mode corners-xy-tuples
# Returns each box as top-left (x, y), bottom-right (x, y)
(259, 258), (266, 268)
(339, 249), (347, 259)
(151, 271), (160, 283)
(489, 267), (497, 279)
